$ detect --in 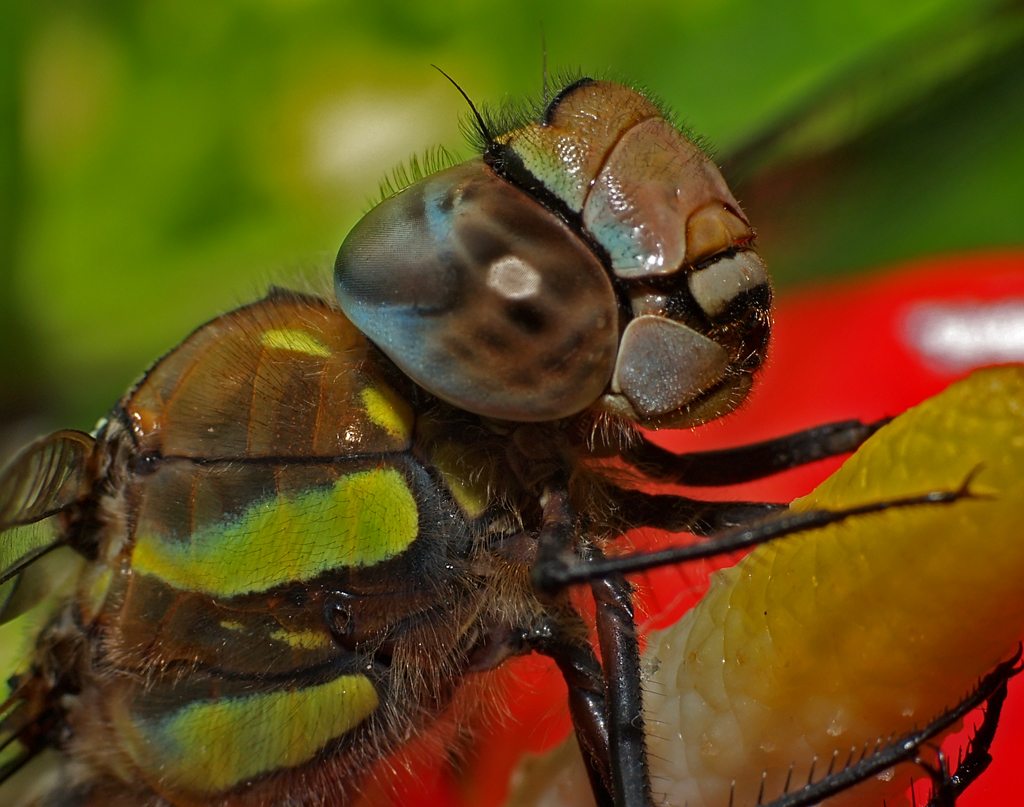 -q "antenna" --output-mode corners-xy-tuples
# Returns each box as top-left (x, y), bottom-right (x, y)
(431, 65), (492, 146)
